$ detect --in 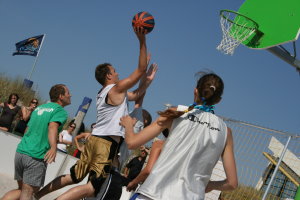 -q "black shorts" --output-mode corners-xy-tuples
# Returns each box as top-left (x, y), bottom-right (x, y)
(70, 136), (118, 195)
(85, 168), (125, 200)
